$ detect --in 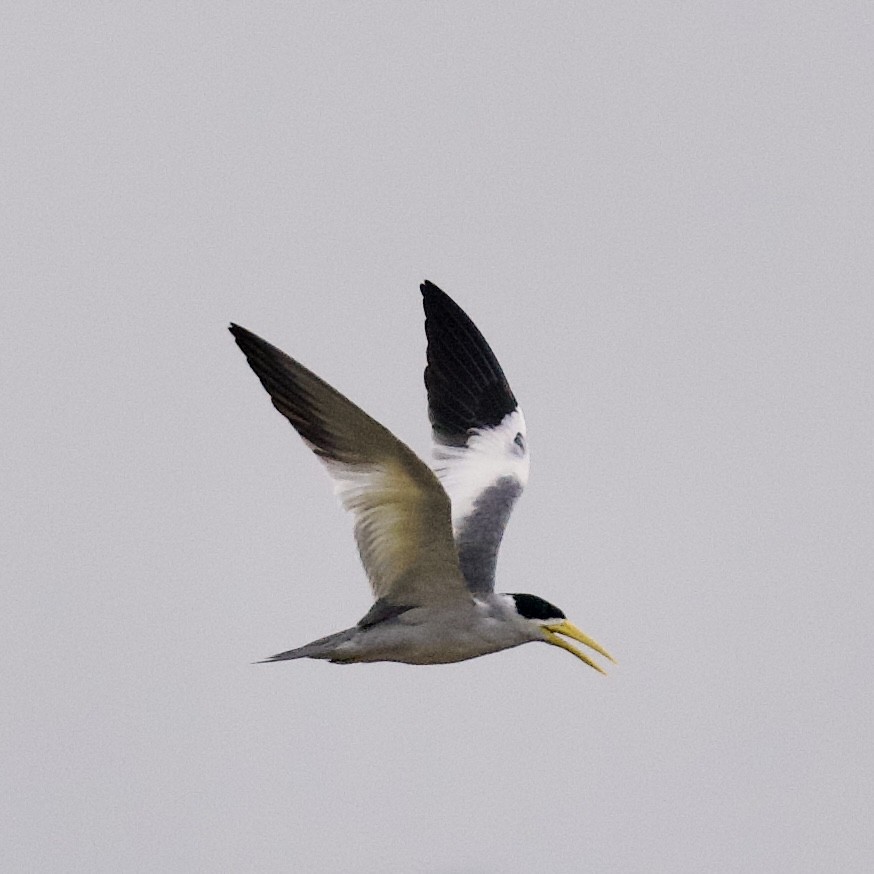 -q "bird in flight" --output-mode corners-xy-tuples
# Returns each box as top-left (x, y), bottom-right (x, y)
(230, 281), (614, 673)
